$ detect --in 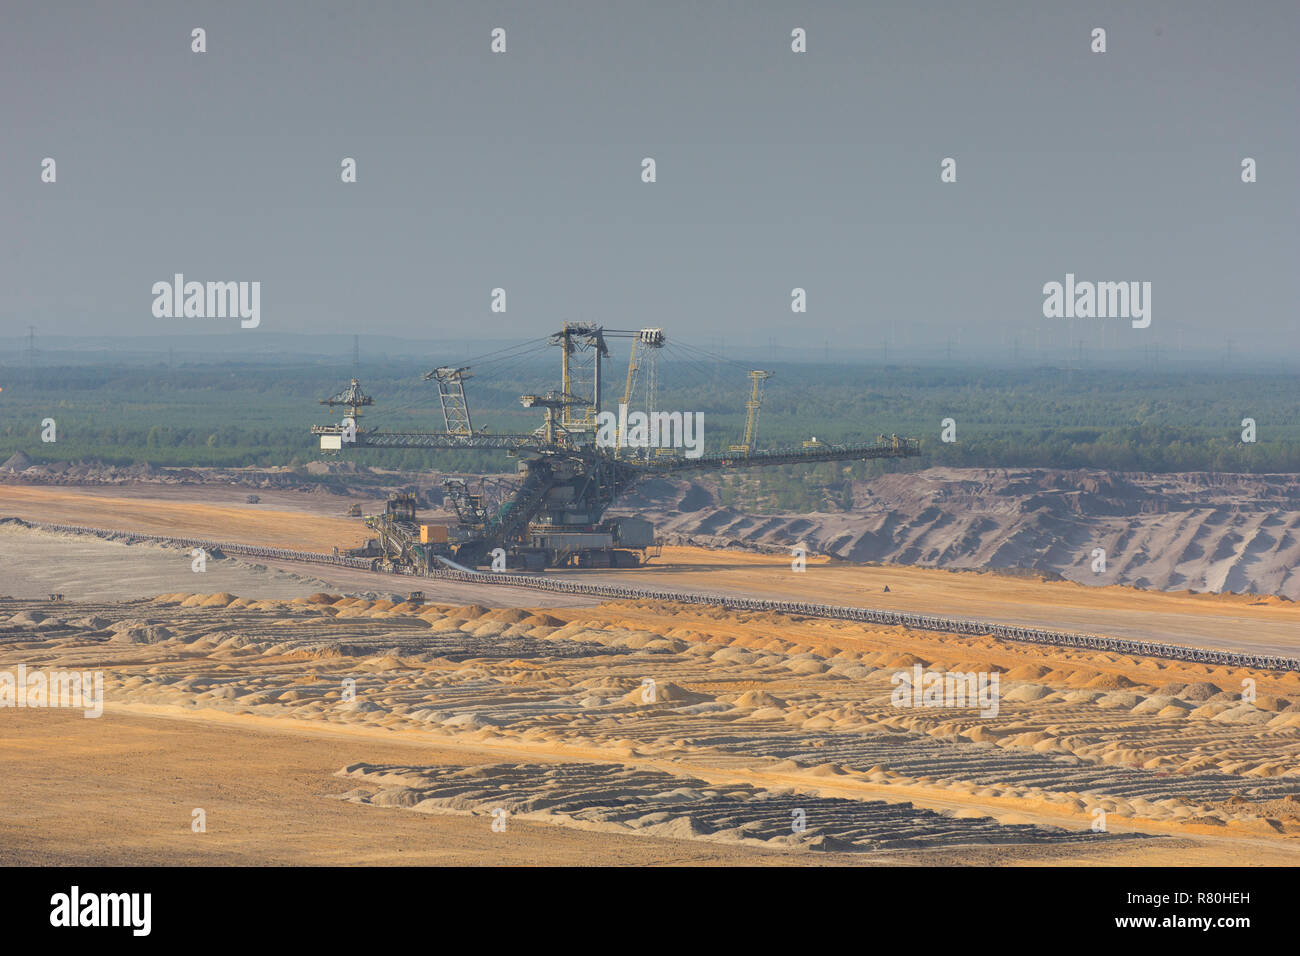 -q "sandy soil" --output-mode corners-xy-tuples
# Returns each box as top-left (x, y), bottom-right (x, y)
(0, 483), (370, 551)
(0, 524), (599, 609)
(3, 483), (1298, 865)
(0, 708), (806, 866)
(4, 706), (1247, 867)
(618, 468), (1300, 598)
(0, 524), (338, 601)
(3, 579), (1299, 864)
(577, 547), (1300, 657)
(6, 482), (1300, 654)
